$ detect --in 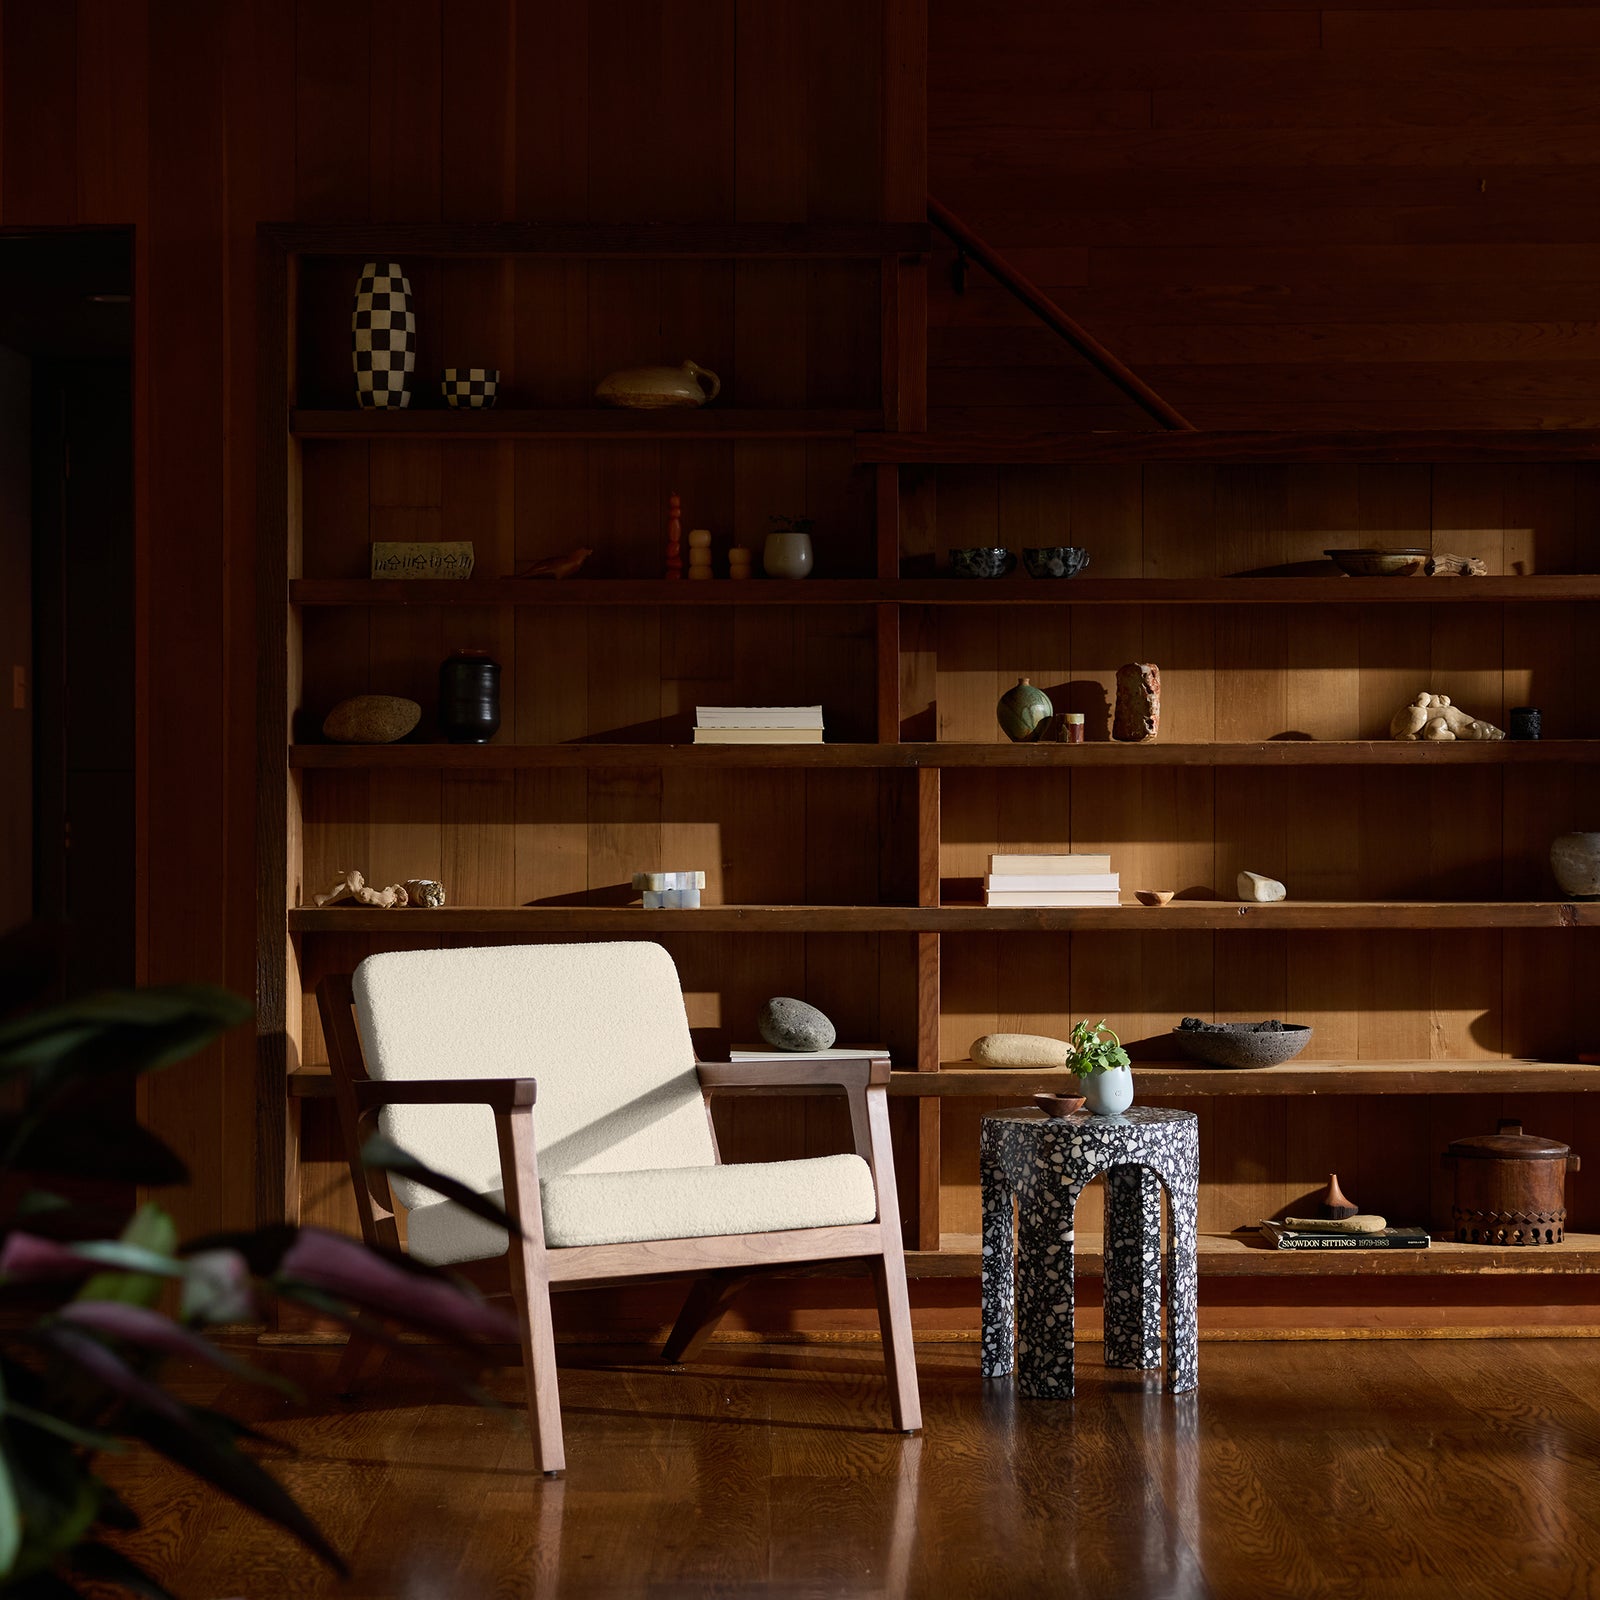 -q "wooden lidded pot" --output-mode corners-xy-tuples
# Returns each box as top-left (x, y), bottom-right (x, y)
(1442, 1120), (1579, 1246)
